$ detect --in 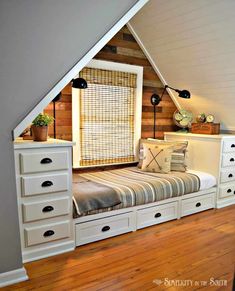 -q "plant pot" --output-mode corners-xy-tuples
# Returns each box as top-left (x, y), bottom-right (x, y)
(31, 125), (48, 141)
